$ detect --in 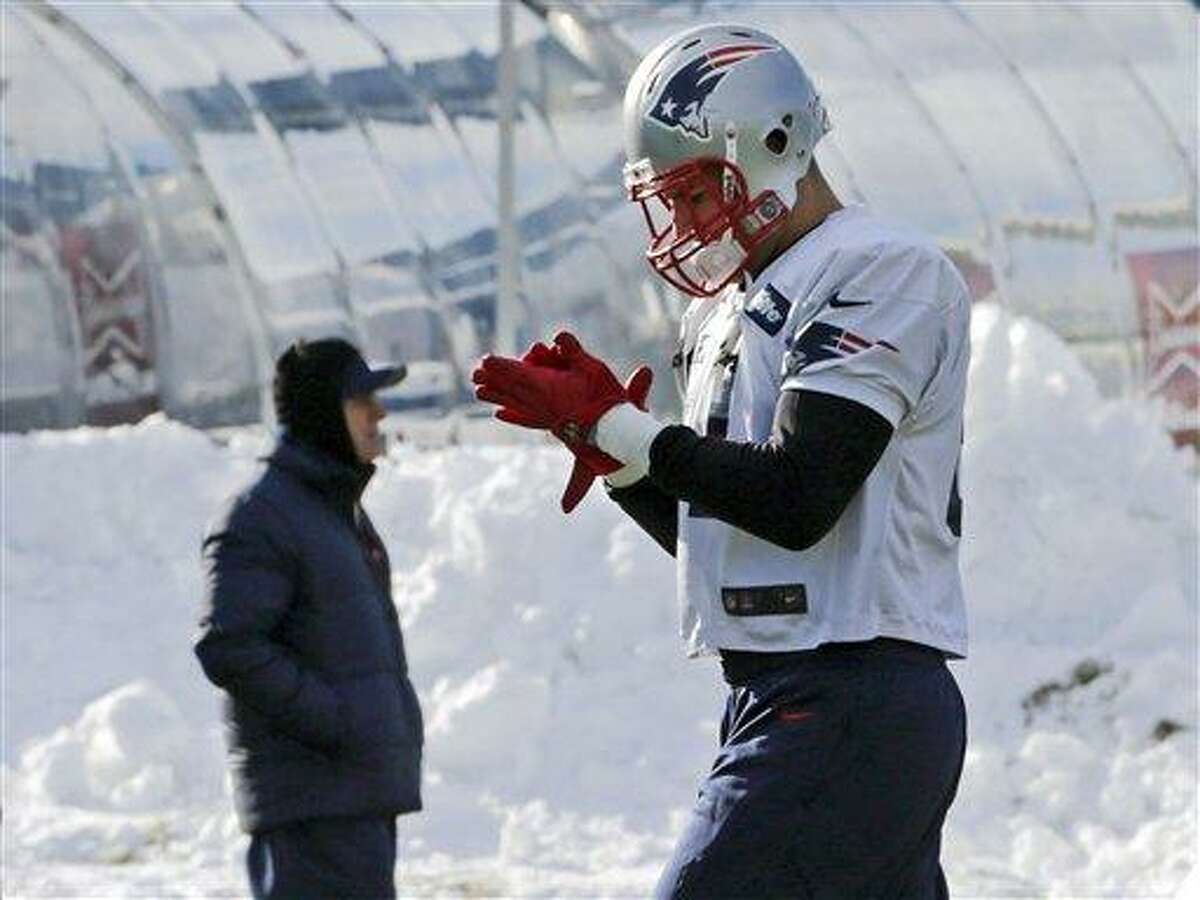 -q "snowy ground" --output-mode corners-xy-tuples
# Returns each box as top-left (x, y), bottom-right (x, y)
(3, 303), (1198, 898)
